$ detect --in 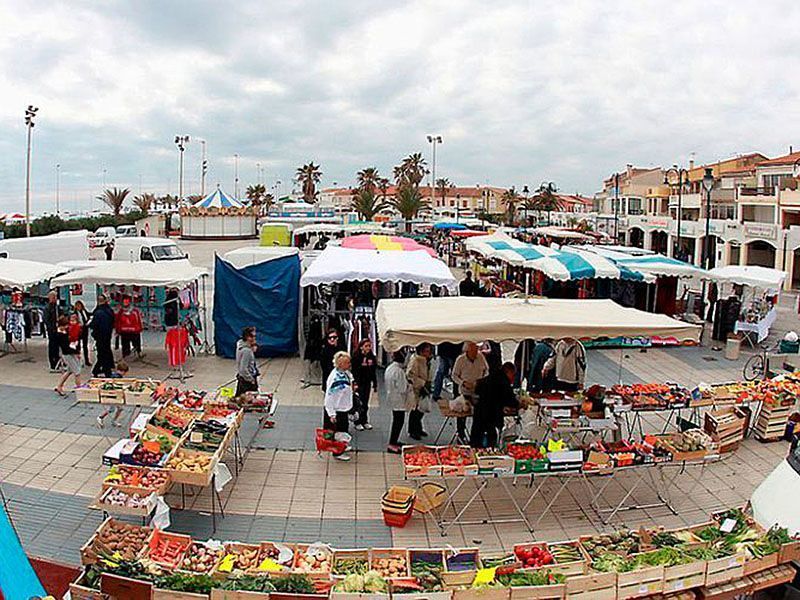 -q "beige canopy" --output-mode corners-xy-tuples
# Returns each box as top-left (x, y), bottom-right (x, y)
(377, 296), (701, 351)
